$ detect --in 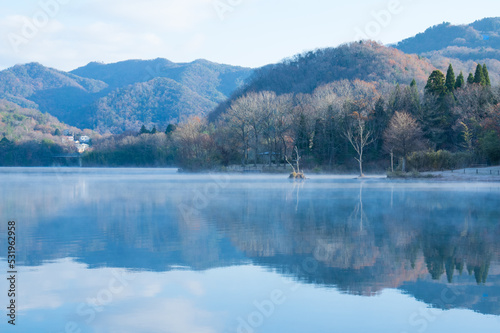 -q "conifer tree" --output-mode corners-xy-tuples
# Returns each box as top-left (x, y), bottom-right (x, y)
(409, 79), (421, 116)
(370, 97), (389, 154)
(425, 70), (446, 97)
(151, 126), (157, 134)
(140, 125), (150, 134)
(467, 73), (475, 85)
(445, 64), (456, 92)
(474, 64), (485, 85)
(312, 118), (327, 164)
(483, 64), (491, 86)
(423, 71), (454, 149)
(296, 113), (310, 153)
(165, 124), (177, 136)
(455, 71), (465, 89)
